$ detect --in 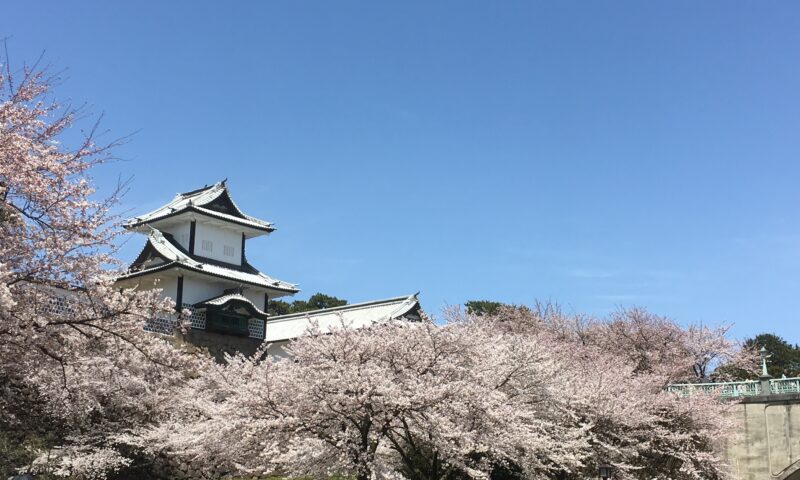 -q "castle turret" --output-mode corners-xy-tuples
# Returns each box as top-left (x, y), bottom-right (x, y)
(117, 181), (298, 348)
